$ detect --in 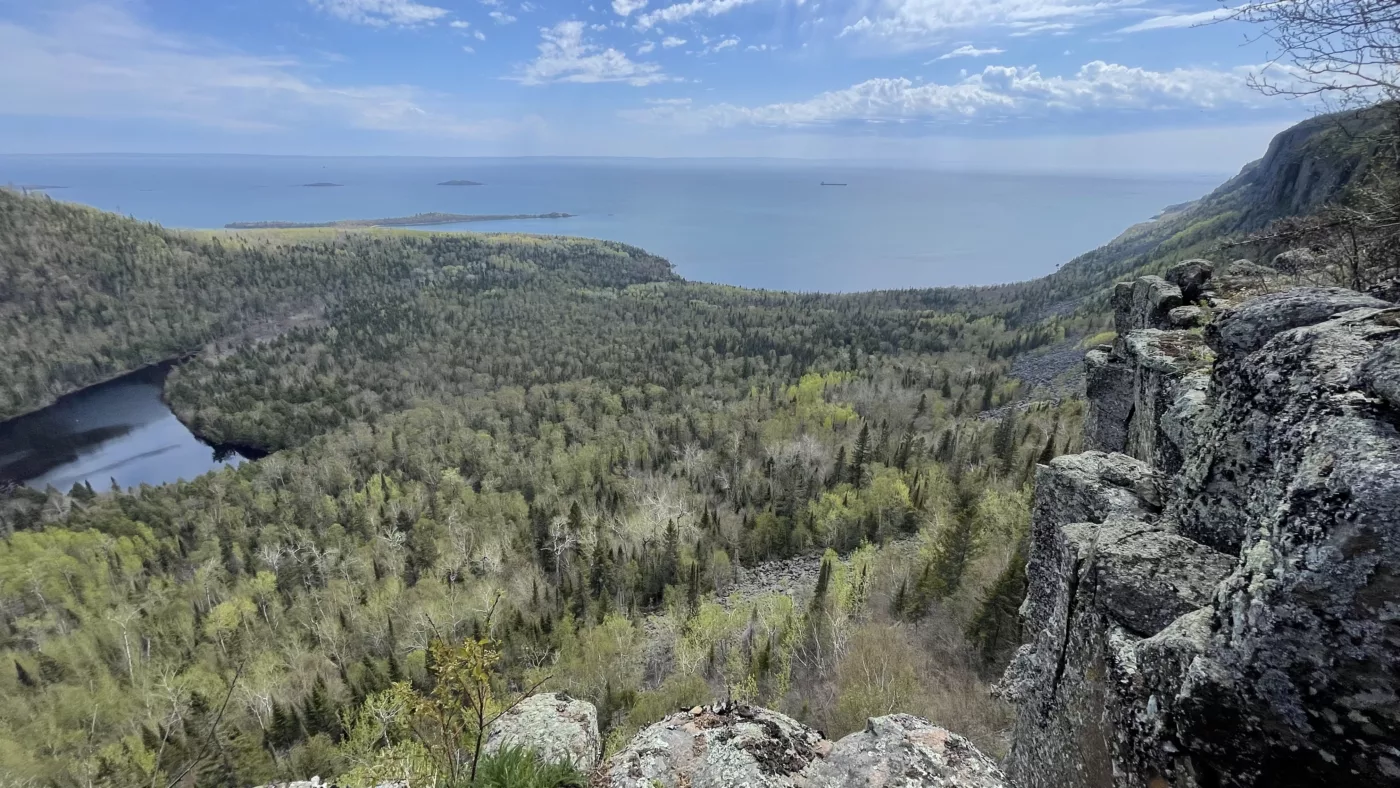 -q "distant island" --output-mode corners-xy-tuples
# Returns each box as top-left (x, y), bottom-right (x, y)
(225, 211), (574, 230)
(438, 179), (484, 186)
(820, 182), (848, 186)
(16, 184), (67, 191)
(300, 182), (342, 188)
